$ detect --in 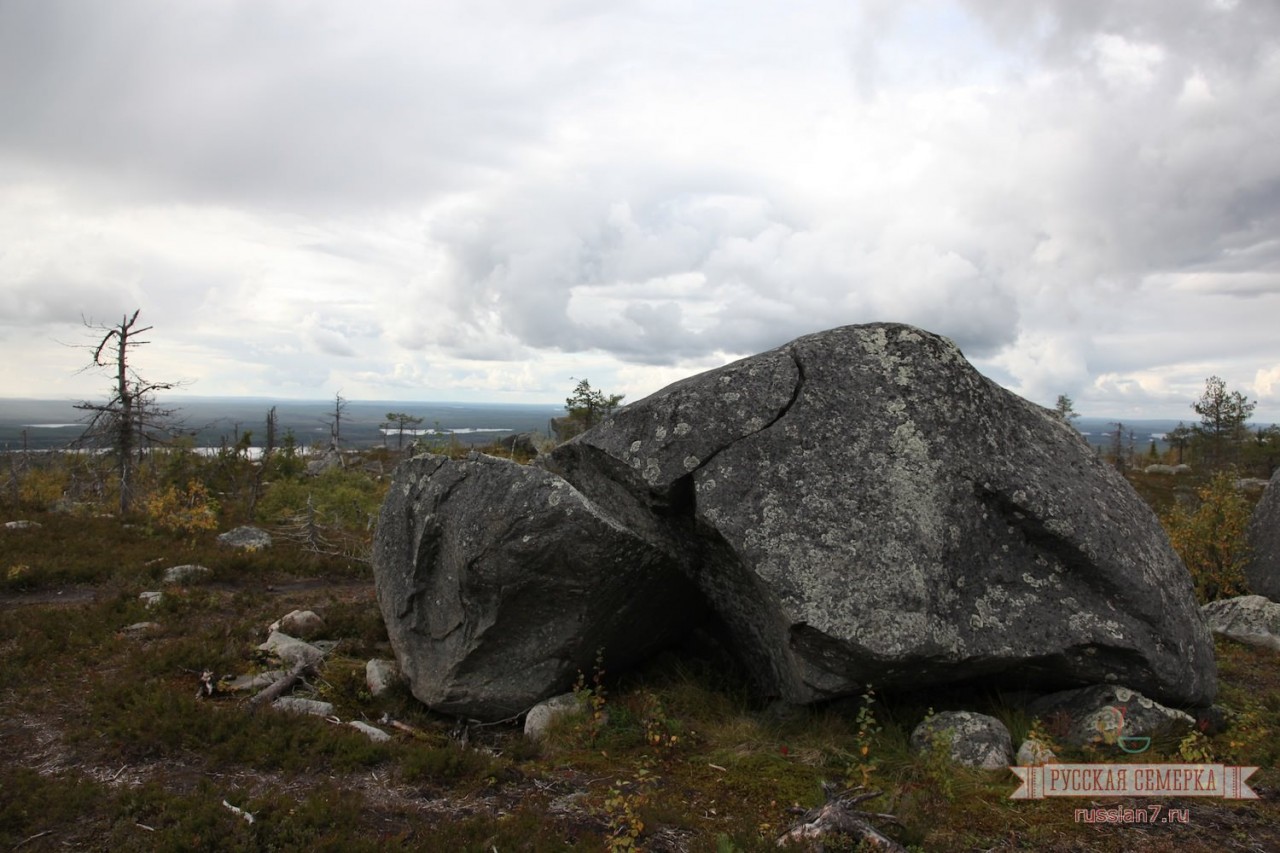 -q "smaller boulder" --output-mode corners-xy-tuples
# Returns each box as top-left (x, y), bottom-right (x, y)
(1201, 595), (1280, 652)
(496, 431), (541, 457)
(218, 526), (273, 550)
(273, 609), (325, 639)
(1015, 738), (1057, 766)
(272, 697), (335, 716)
(3, 520), (40, 530)
(1027, 685), (1193, 748)
(910, 711), (1013, 770)
(162, 564), (211, 584)
(349, 720), (391, 743)
(524, 693), (589, 742)
(1144, 464), (1177, 475)
(258, 630), (326, 667)
(139, 591), (163, 608)
(365, 659), (400, 697)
